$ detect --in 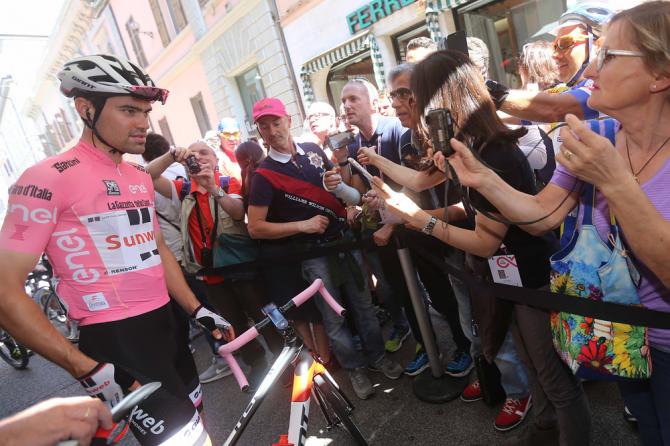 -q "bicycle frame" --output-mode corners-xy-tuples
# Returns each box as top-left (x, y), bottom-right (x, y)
(220, 279), (358, 446)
